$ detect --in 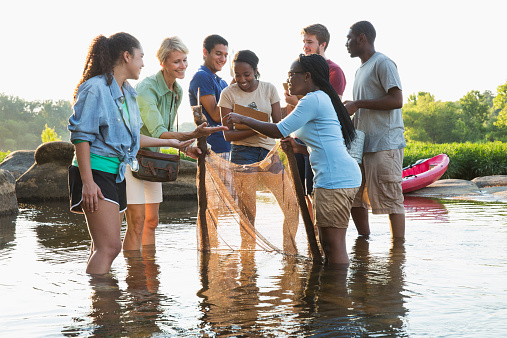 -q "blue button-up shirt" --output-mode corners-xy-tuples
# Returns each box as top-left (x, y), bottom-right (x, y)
(68, 75), (142, 182)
